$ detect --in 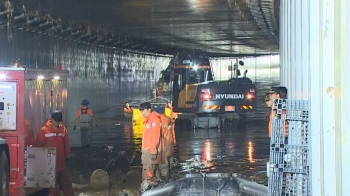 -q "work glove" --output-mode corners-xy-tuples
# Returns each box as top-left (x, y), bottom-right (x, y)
(73, 125), (76, 131)
(150, 154), (157, 161)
